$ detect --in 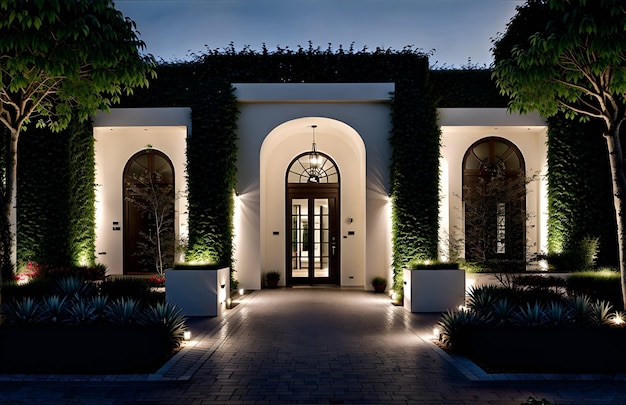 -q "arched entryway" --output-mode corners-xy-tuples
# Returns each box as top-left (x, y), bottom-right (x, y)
(286, 151), (340, 285)
(462, 137), (526, 265)
(123, 149), (175, 274)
